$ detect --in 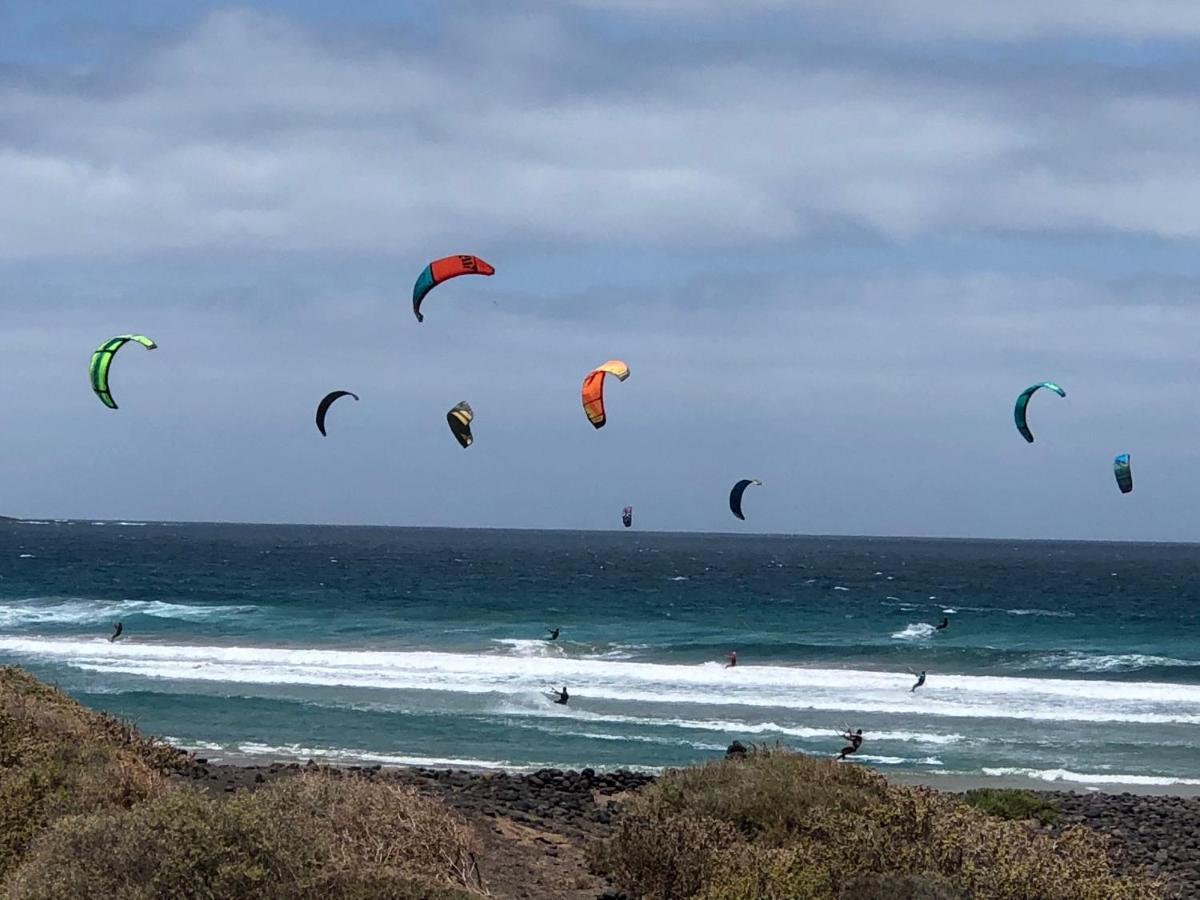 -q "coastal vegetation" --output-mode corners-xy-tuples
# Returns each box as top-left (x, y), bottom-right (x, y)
(588, 746), (1163, 900)
(0, 667), (1169, 899)
(0, 667), (480, 899)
